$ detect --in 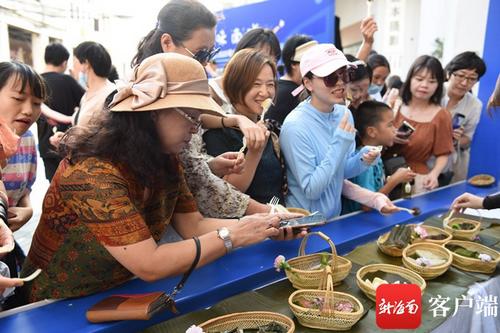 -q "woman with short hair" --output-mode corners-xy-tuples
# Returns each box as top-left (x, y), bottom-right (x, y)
(441, 51), (486, 183)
